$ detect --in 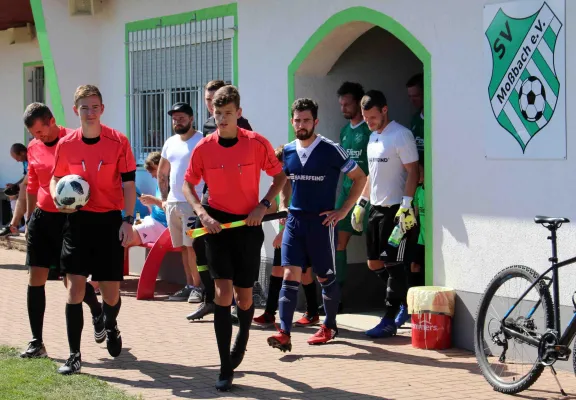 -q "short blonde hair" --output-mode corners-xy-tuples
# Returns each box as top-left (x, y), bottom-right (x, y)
(144, 151), (161, 171)
(74, 84), (103, 105)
